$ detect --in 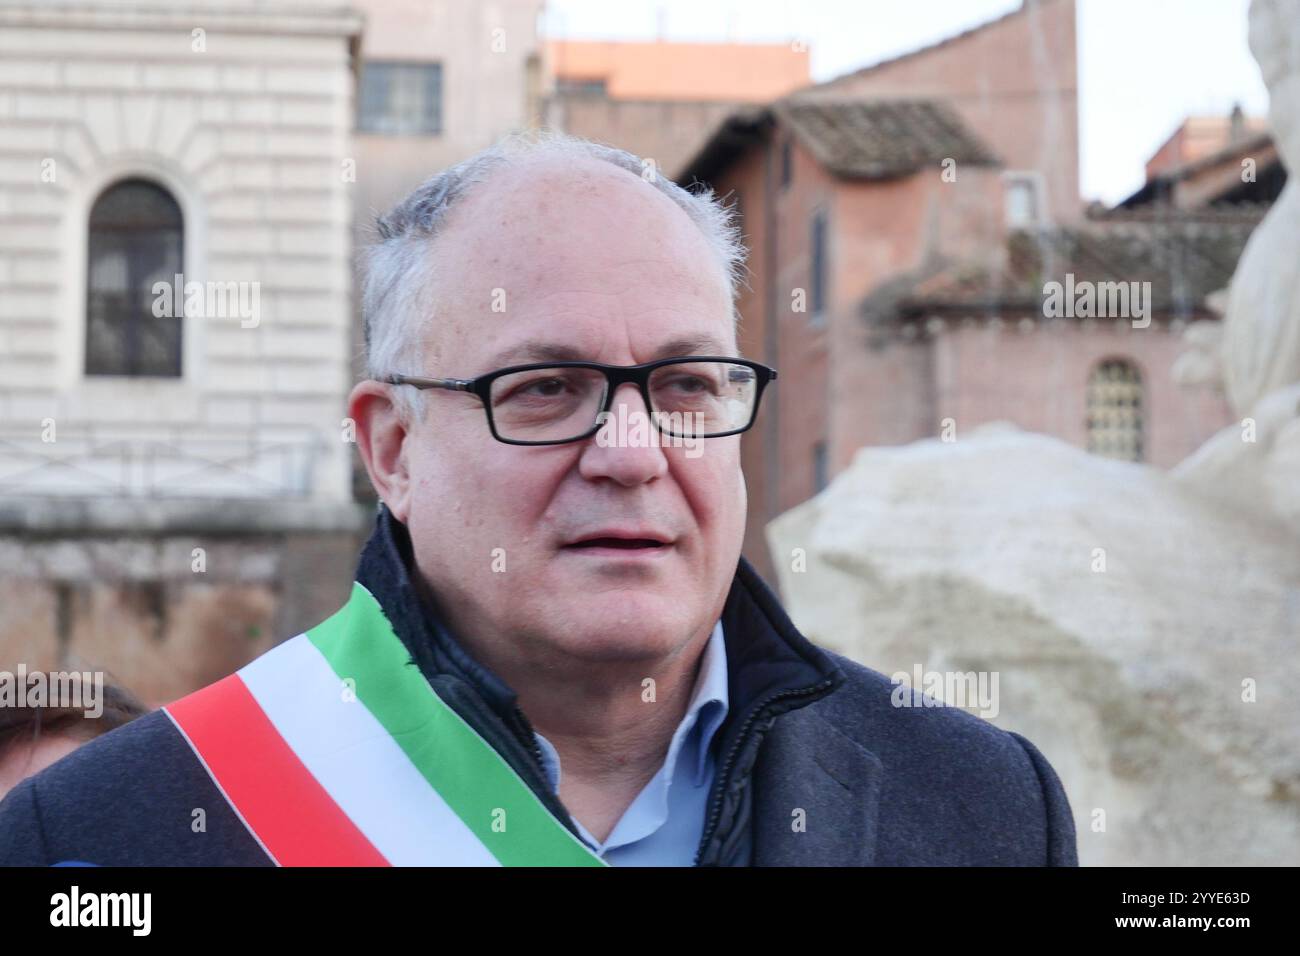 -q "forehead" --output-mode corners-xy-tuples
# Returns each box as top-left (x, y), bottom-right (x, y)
(421, 154), (735, 371)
